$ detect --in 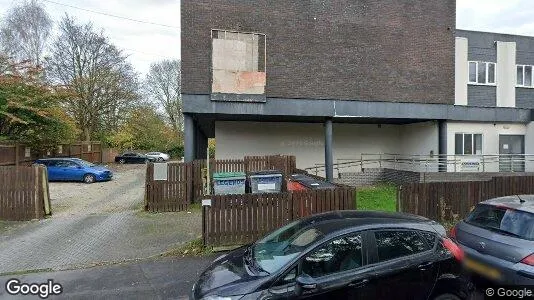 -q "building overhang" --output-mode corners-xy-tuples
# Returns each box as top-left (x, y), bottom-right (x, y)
(183, 94), (533, 124)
